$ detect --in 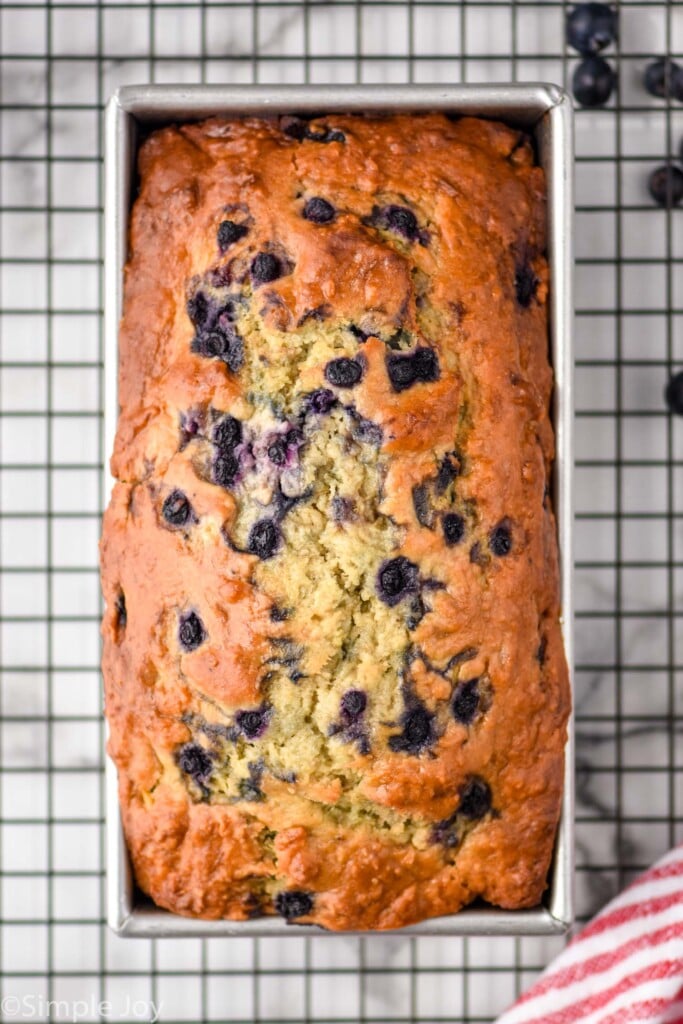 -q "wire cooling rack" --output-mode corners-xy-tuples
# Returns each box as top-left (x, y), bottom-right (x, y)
(1, 1), (683, 1021)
